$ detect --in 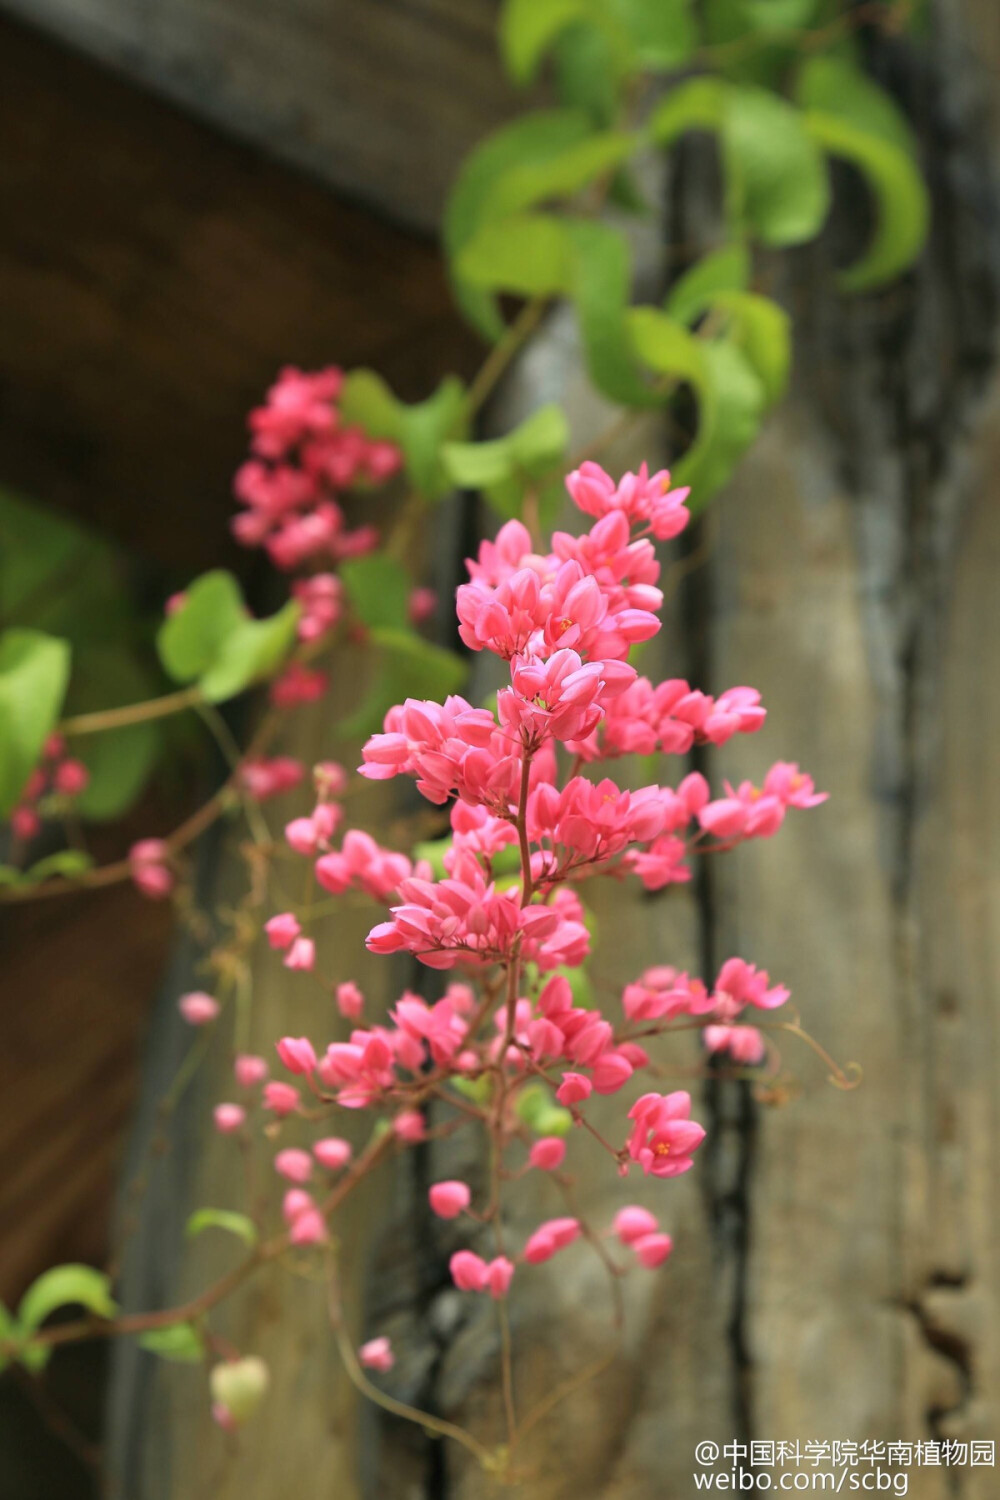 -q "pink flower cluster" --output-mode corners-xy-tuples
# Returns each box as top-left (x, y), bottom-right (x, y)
(231, 366), (400, 570)
(9, 734), (89, 842)
(239, 460), (826, 1350)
